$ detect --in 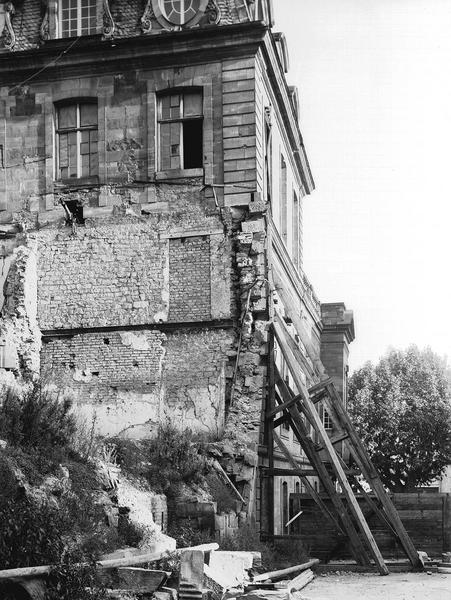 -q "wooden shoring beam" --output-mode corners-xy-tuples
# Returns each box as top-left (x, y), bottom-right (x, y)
(315, 431), (350, 452)
(272, 430), (346, 537)
(273, 321), (389, 575)
(265, 327), (276, 538)
(315, 381), (422, 570)
(263, 467), (321, 477)
(273, 311), (318, 381)
(273, 413), (290, 429)
(267, 392), (303, 419)
(274, 373), (370, 566)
